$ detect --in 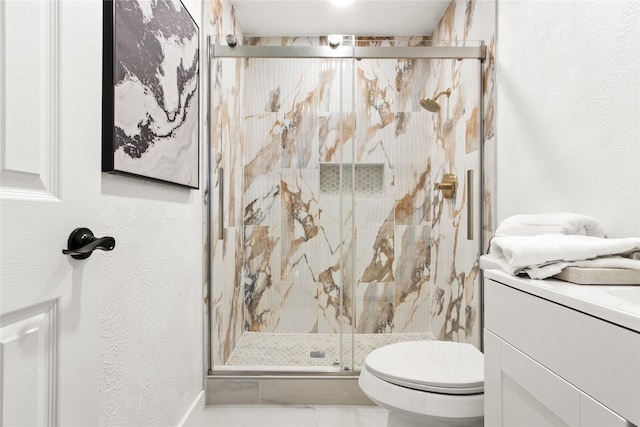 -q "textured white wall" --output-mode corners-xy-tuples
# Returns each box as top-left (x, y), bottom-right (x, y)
(182, 0), (202, 24)
(98, 1), (204, 425)
(496, 1), (640, 237)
